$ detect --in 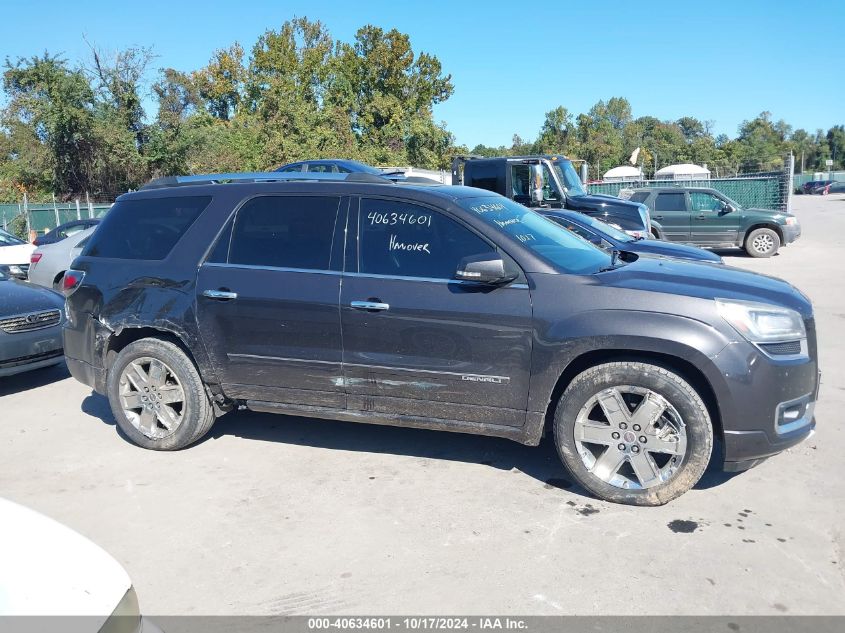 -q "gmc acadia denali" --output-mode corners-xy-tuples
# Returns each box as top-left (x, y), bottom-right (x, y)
(62, 172), (819, 505)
